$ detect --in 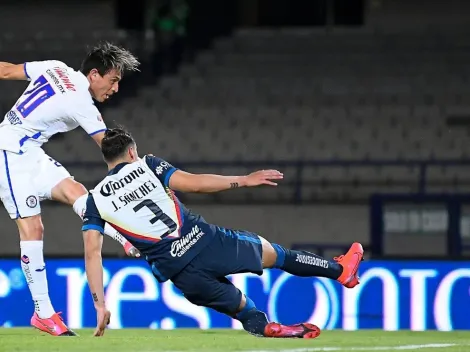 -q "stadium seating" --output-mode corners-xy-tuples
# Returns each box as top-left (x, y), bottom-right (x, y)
(2, 27), (470, 202)
(2, 23), (470, 254)
(102, 28), (470, 200)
